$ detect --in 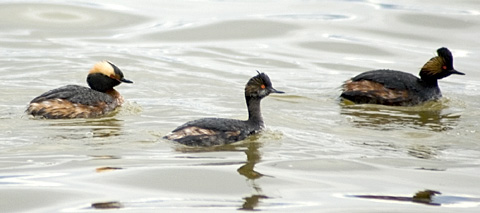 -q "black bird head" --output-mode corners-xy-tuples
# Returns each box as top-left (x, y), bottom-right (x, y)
(419, 47), (464, 80)
(87, 61), (133, 92)
(245, 71), (284, 99)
